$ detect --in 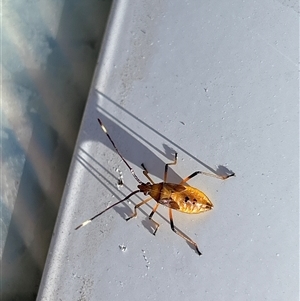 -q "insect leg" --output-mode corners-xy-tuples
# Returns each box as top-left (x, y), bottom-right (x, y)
(164, 152), (178, 182)
(75, 189), (140, 230)
(179, 170), (235, 184)
(149, 203), (160, 235)
(126, 196), (152, 221)
(141, 163), (155, 184)
(169, 208), (202, 256)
